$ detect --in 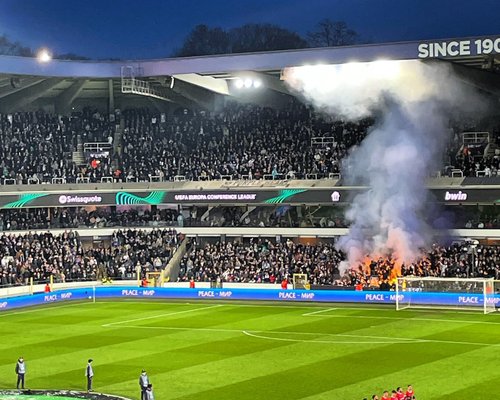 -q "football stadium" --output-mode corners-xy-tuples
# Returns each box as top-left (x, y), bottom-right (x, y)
(0, 20), (499, 400)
